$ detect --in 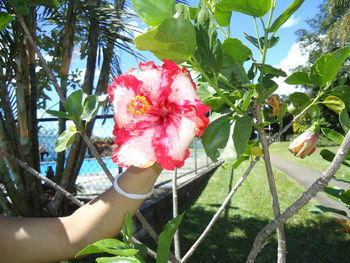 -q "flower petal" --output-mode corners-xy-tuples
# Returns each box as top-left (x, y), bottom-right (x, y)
(112, 127), (158, 168)
(153, 116), (197, 170)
